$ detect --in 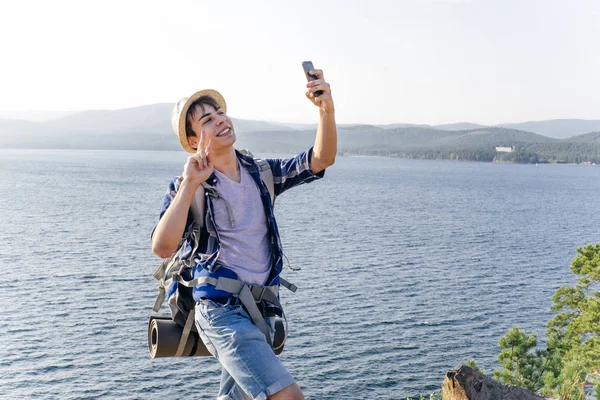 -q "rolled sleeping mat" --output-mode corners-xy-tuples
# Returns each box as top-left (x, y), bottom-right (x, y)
(148, 315), (211, 357)
(148, 315), (286, 358)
